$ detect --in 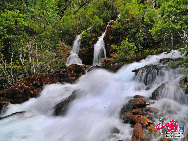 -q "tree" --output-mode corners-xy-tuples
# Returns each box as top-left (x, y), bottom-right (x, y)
(152, 0), (188, 51)
(111, 1), (158, 61)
